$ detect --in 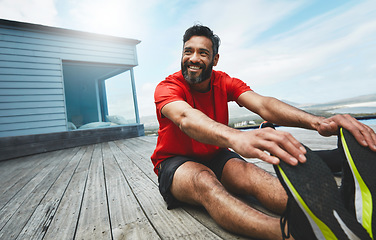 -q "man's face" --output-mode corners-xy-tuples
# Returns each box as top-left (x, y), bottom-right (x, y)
(181, 36), (218, 85)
